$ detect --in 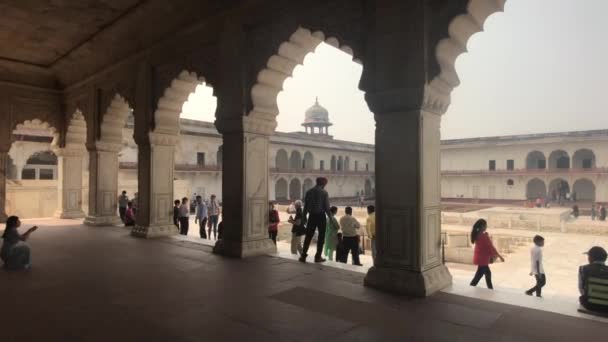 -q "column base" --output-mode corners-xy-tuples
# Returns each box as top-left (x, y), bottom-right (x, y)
(213, 238), (277, 258)
(131, 224), (178, 238)
(84, 215), (122, 227)
(54, 210), (86, 220)
(364, 264), (452, 297)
